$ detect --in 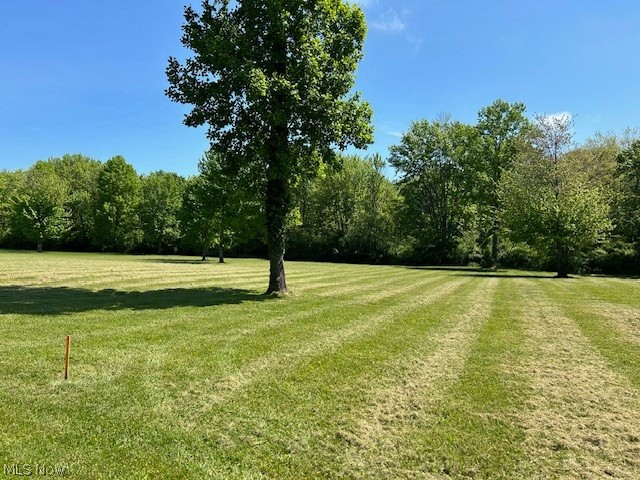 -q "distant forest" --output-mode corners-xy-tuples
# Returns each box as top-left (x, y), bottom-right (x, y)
(1, 100), (639, 276)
